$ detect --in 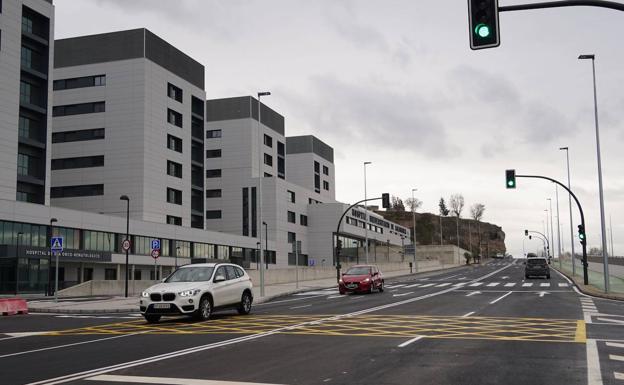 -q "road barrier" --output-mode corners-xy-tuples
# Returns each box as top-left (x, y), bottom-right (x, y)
(0, 298), (28, 316)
